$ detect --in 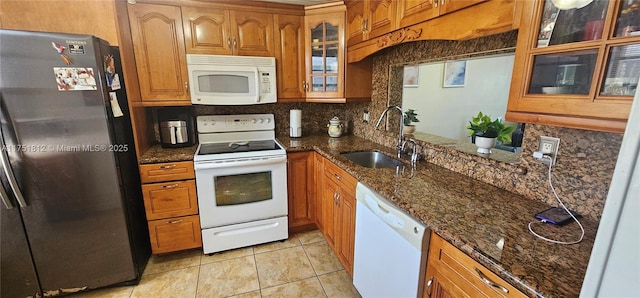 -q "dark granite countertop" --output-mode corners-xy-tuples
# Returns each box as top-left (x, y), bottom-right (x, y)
(279, 134), (596, 298)
(139, 136), (596, 297)
(138, 144), (197, 164)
